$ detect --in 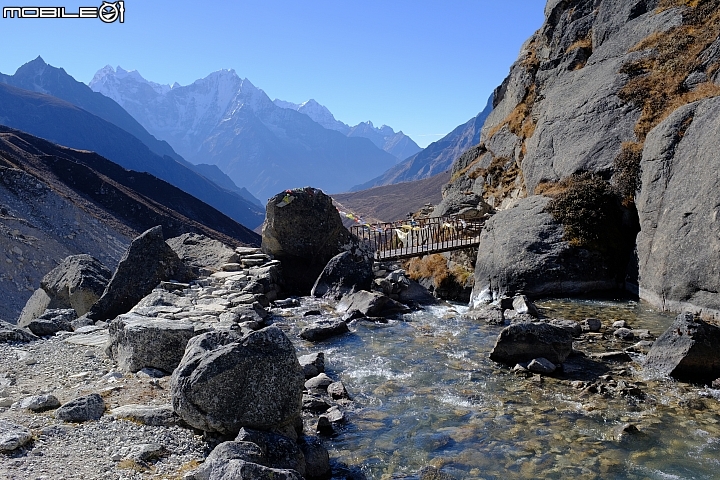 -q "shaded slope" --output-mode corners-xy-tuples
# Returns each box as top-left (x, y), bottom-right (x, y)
(0, 82), (264, 228)
(332, 171), (450, 224)
(0, 126), (260, 246)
